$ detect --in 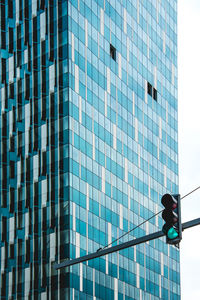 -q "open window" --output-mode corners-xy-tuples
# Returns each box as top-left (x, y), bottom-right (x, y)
(110, 44), (116, 61)
(147, 81), (158, 102)
(147, 82), (152, 96)
(153, 88), (157, 101)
